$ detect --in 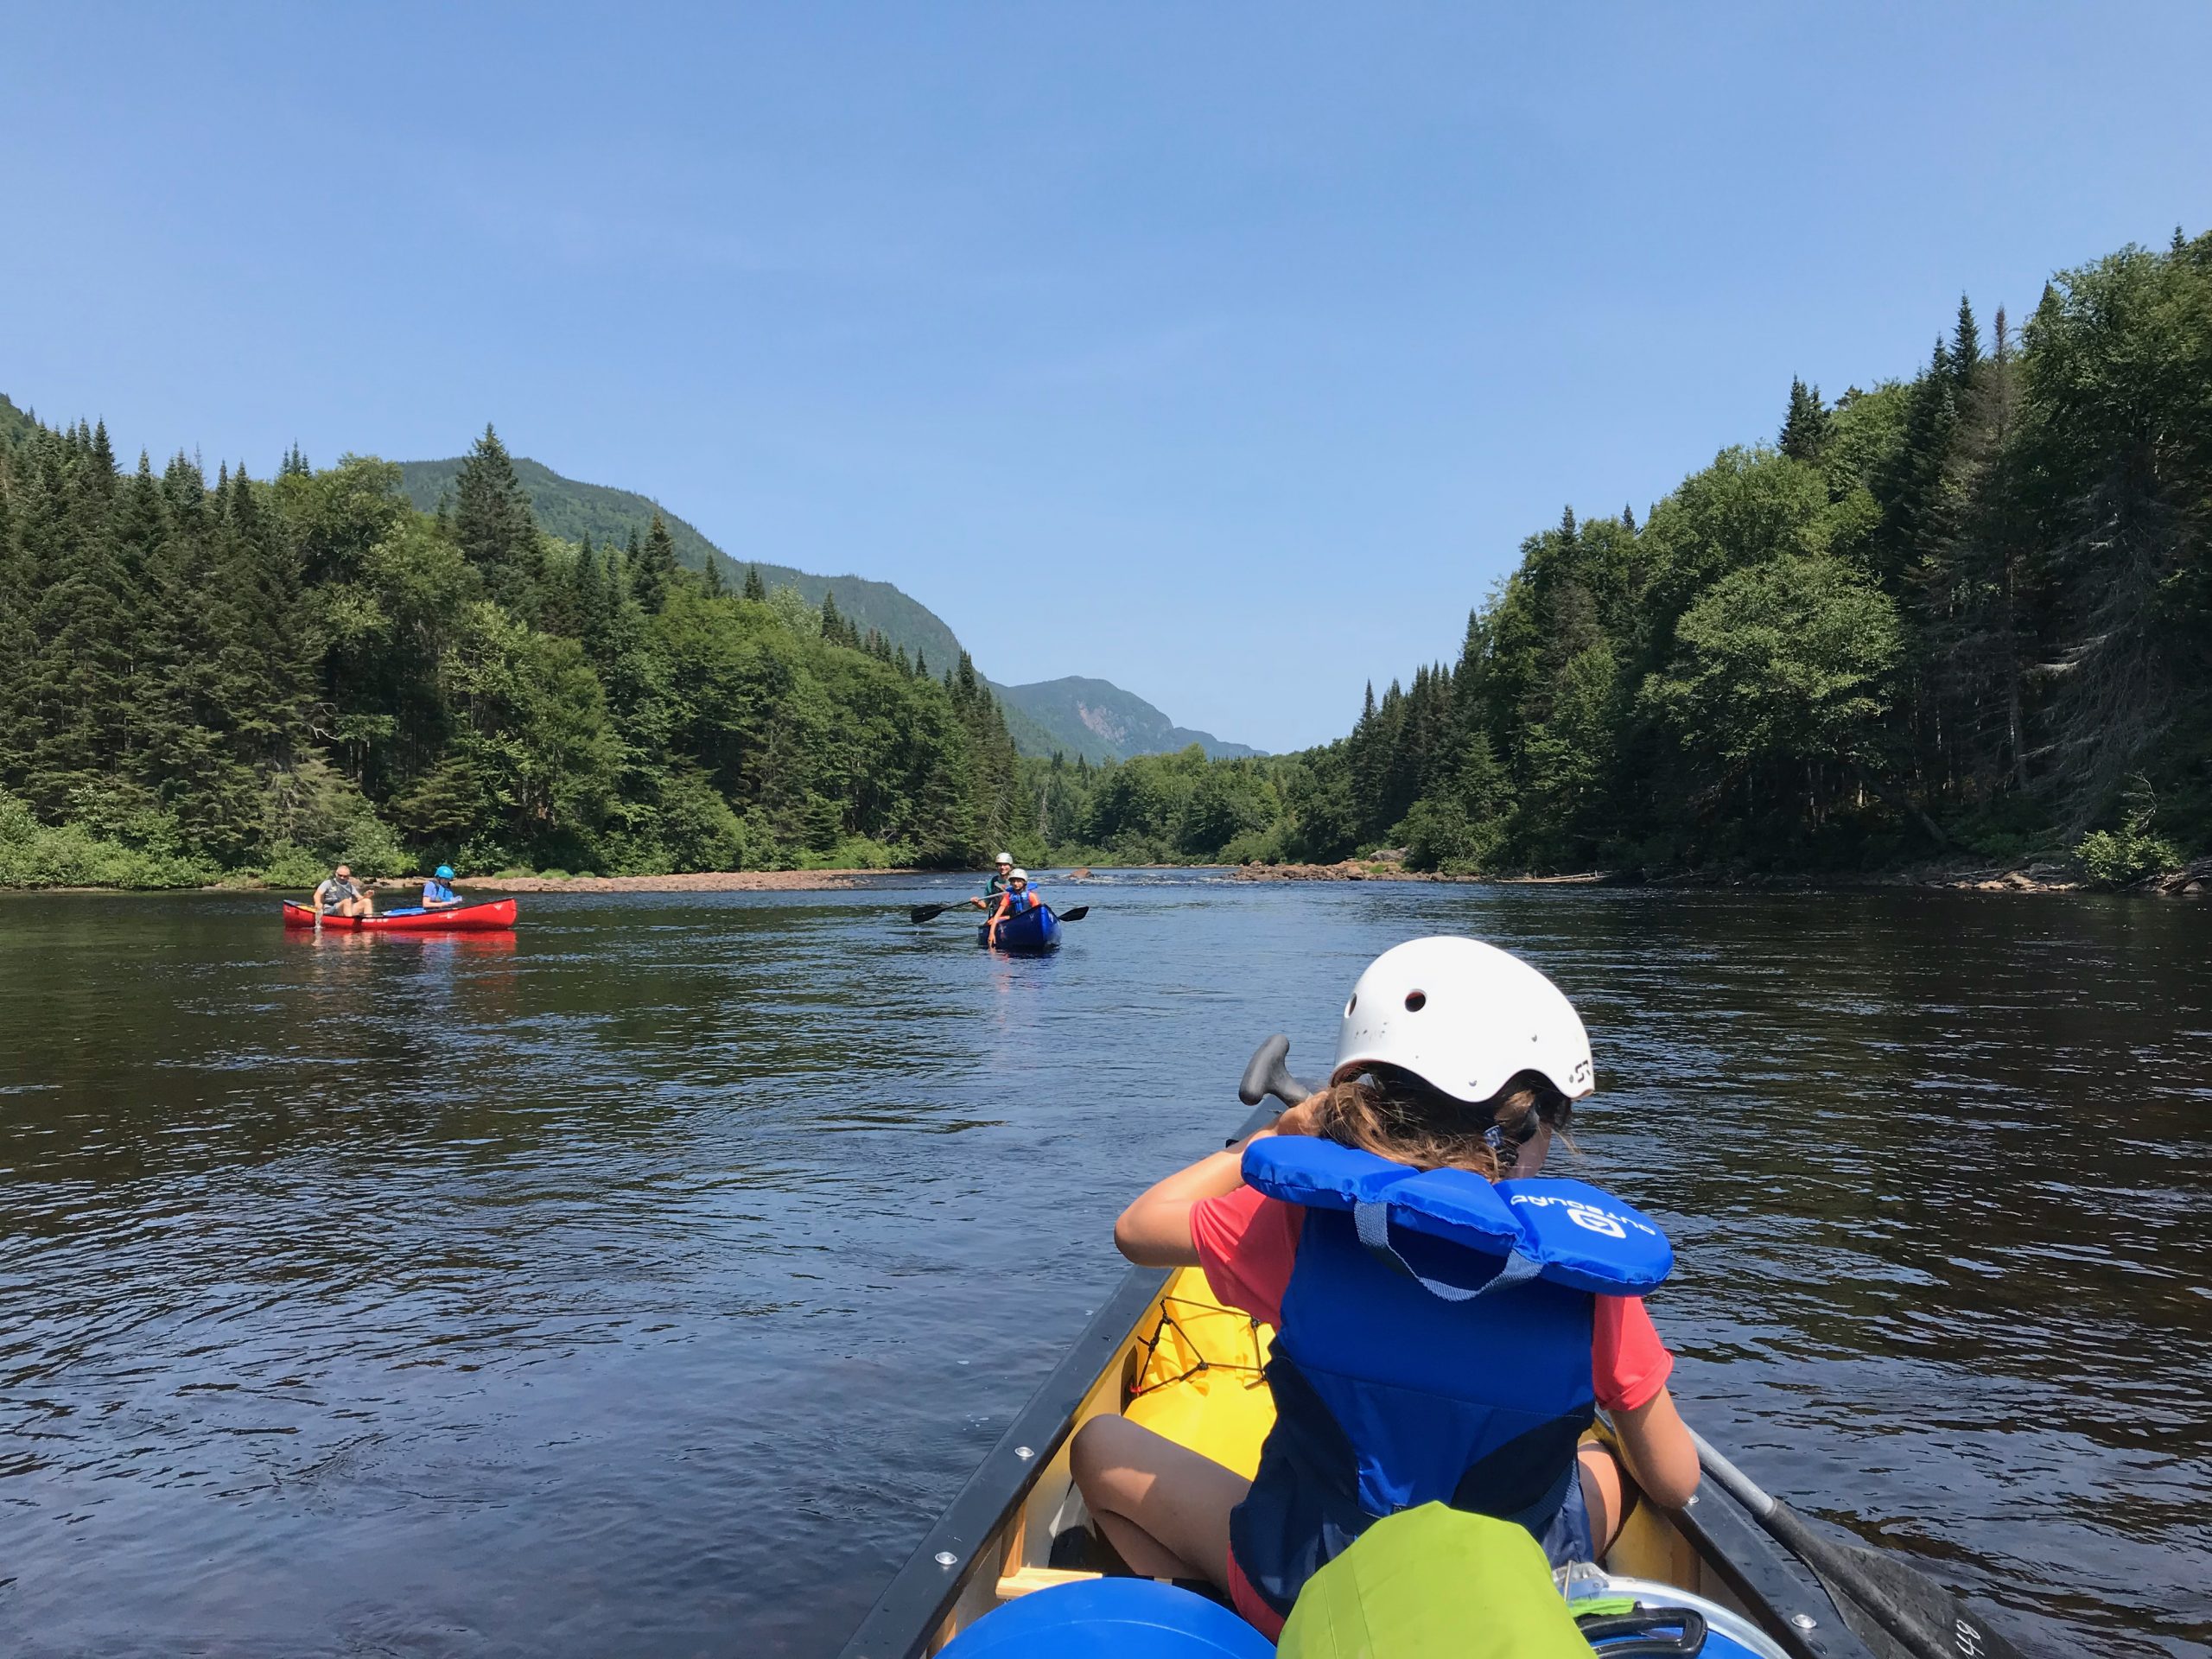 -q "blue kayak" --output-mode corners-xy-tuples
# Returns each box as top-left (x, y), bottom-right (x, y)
(980, 904), (1061, 954)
